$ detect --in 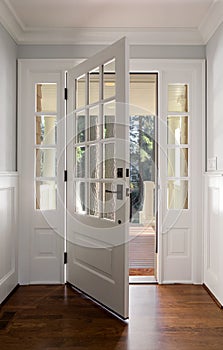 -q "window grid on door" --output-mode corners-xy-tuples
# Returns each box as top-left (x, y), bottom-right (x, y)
(167, 84), (190, 210)
(73, 59), (117, 221)
(35, 83), (58, 210)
